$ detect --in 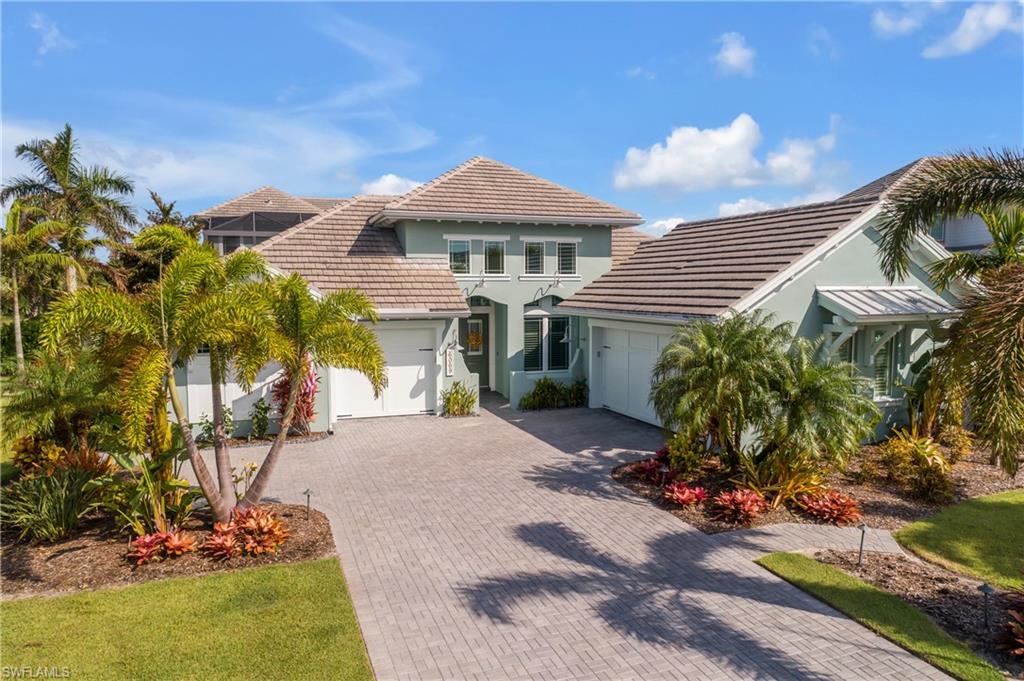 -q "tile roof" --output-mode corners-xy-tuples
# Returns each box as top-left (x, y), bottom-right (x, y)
(611, 226), (655, 266)
(253, 196), (469, 317)
(300, 196), (350, 211)
(196, 187), (322, 218)
(839, 158), (931, 201)
(559, 198), (877, 320)
(376, 156), (643, 226)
